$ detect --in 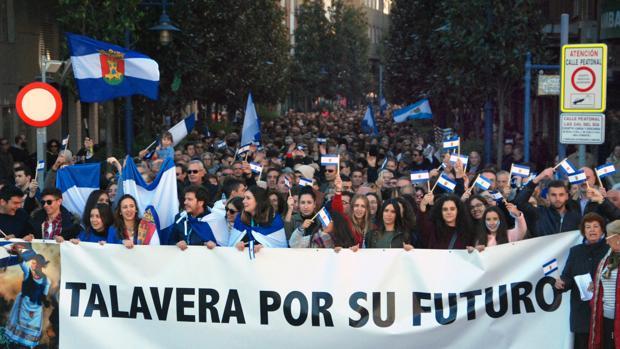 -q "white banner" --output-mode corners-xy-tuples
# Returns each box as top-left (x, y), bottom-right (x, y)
(59, 232), (582, 348)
